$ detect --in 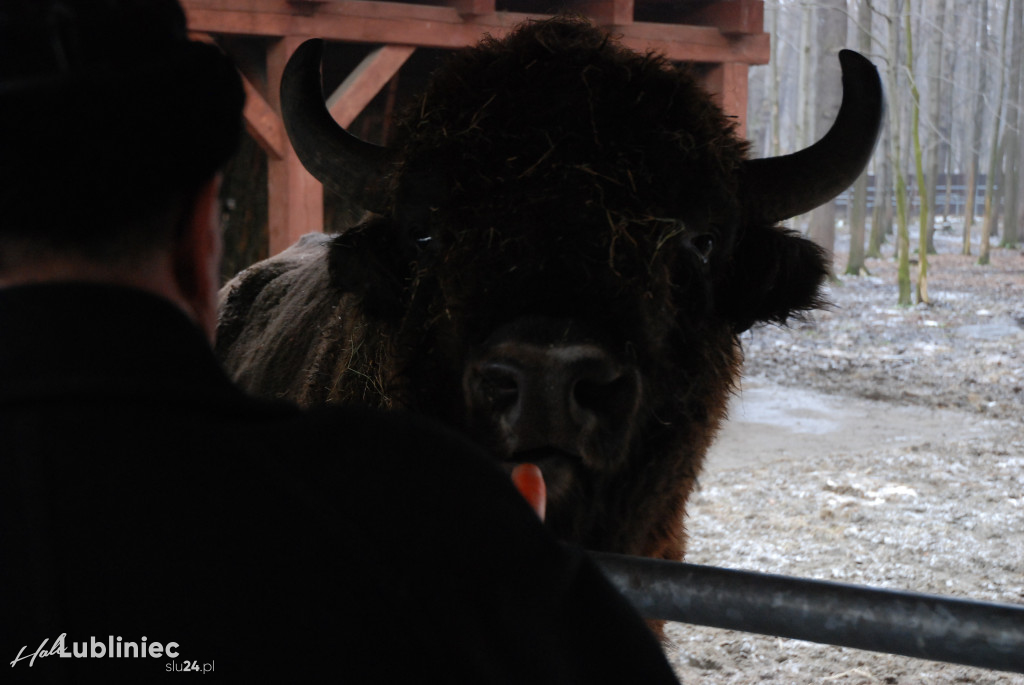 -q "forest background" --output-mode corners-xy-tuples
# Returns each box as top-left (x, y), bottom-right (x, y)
(748, 0), (1022, 304)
